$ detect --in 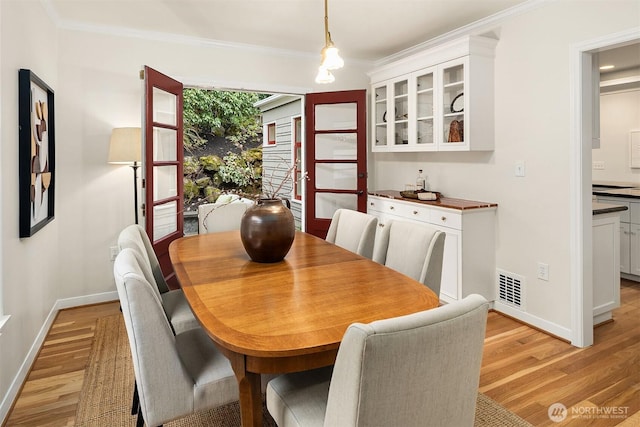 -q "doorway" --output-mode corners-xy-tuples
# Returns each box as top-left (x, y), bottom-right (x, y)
(572, 30), (640, 347)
